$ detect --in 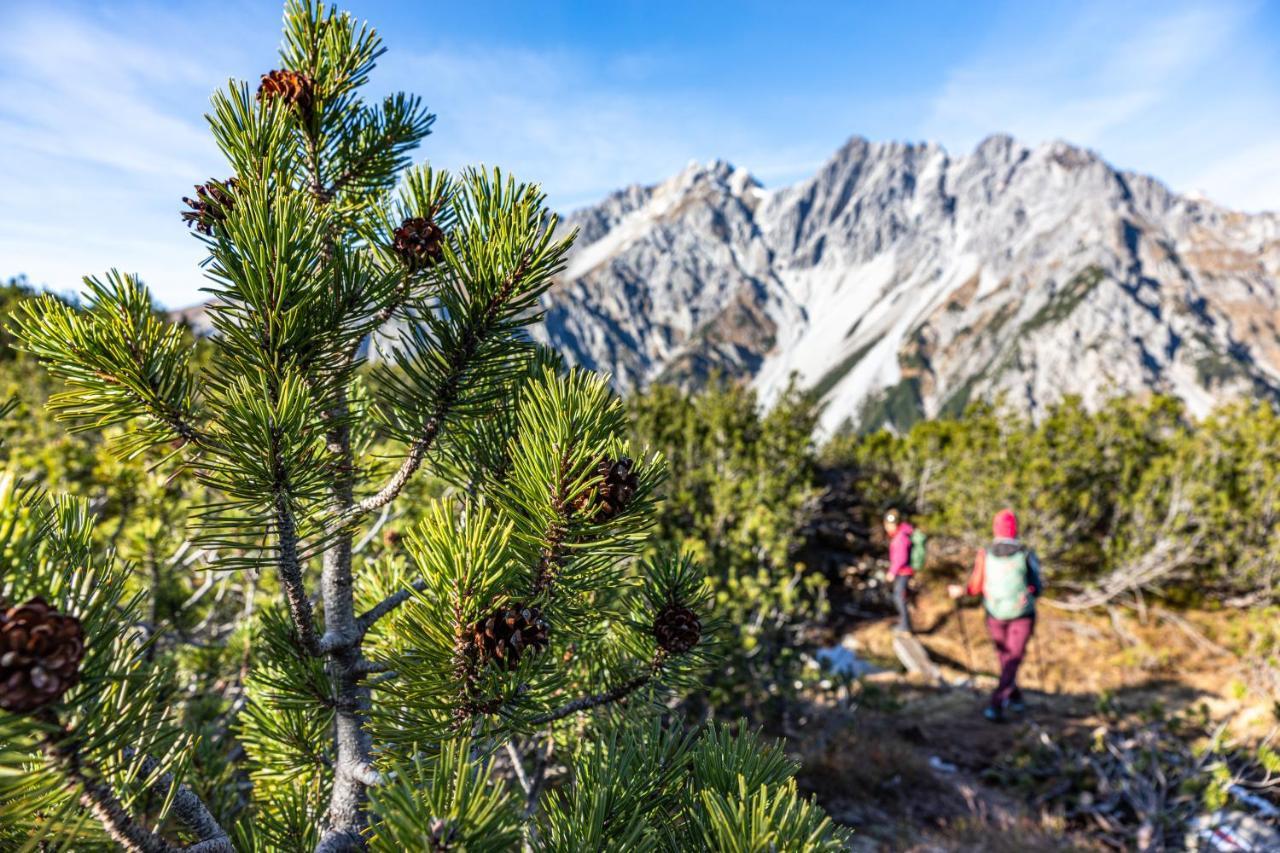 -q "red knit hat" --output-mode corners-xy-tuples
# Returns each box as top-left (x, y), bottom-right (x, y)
(993, 508), (1018, 539)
